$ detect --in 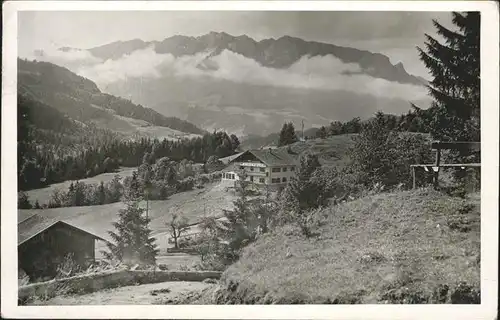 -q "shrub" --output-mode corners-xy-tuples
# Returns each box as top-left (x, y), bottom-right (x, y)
(349, 112), (433, 190)
(18, 192), (33, 209)
(450, 282), (480, 304)
(177, 176), (195, 192)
